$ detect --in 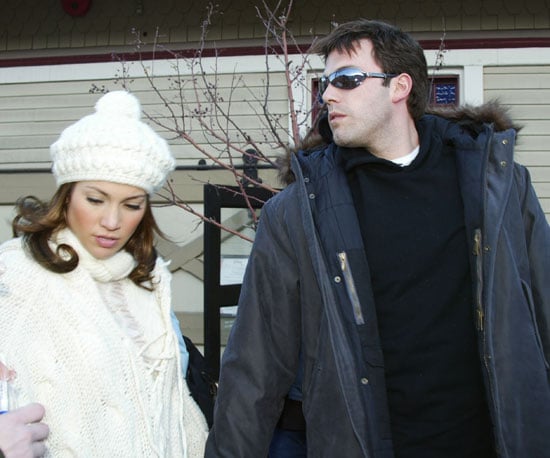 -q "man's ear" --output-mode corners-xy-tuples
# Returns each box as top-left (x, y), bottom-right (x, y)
(391, 73), (413, 103)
